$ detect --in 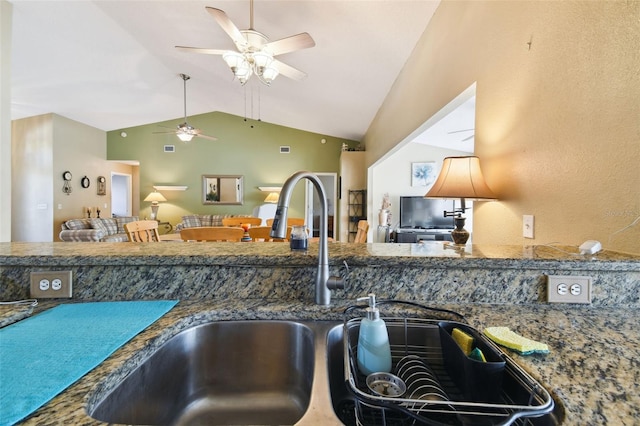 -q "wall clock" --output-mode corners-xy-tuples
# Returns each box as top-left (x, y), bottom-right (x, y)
(62, 171), (72, 194)
(97, 176), (106, 196)
(81, 176), (90, 189)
